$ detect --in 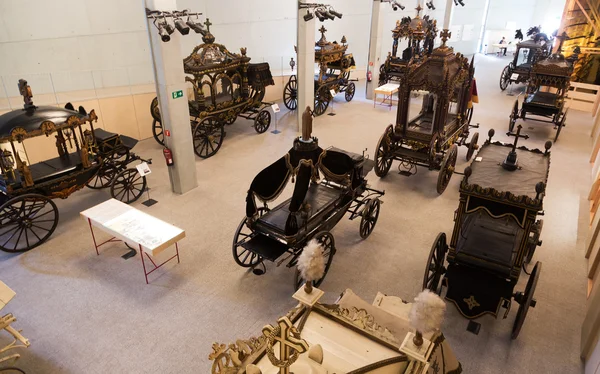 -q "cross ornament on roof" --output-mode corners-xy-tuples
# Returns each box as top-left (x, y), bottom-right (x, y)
(204, 18), (212, 32)
(440, 29), (451, 46)
(262, 317), (309, 374)
(415, 4), (423, 16)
